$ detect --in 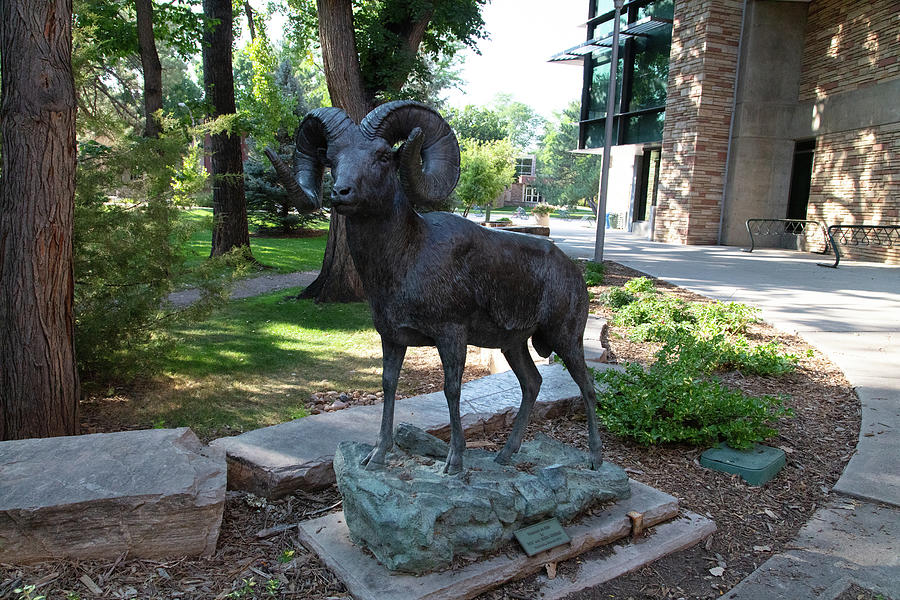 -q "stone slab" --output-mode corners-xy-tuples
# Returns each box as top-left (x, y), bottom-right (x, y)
(212, 363), (621, 498)
(537, 511), (717, 599)
(0, 428), (226, 564)
(297, 480), (682, 600)
(722, 500), (900, 600)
